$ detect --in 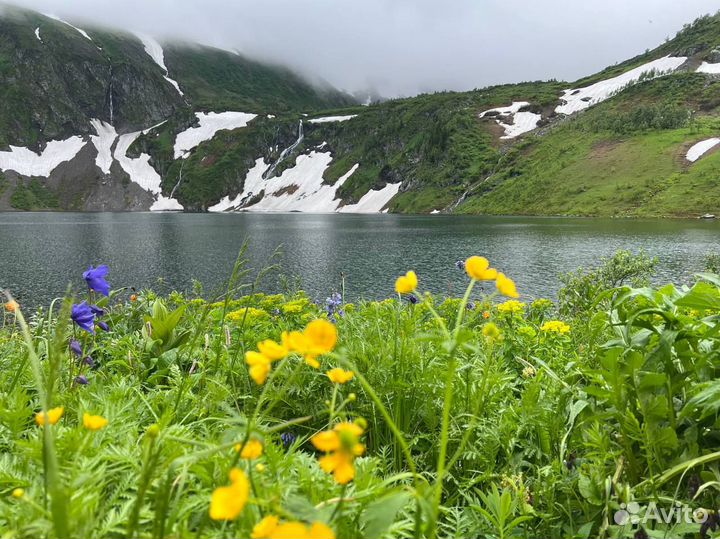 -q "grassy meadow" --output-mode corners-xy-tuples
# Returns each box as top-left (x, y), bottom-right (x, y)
(2, 250), (720, 538)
